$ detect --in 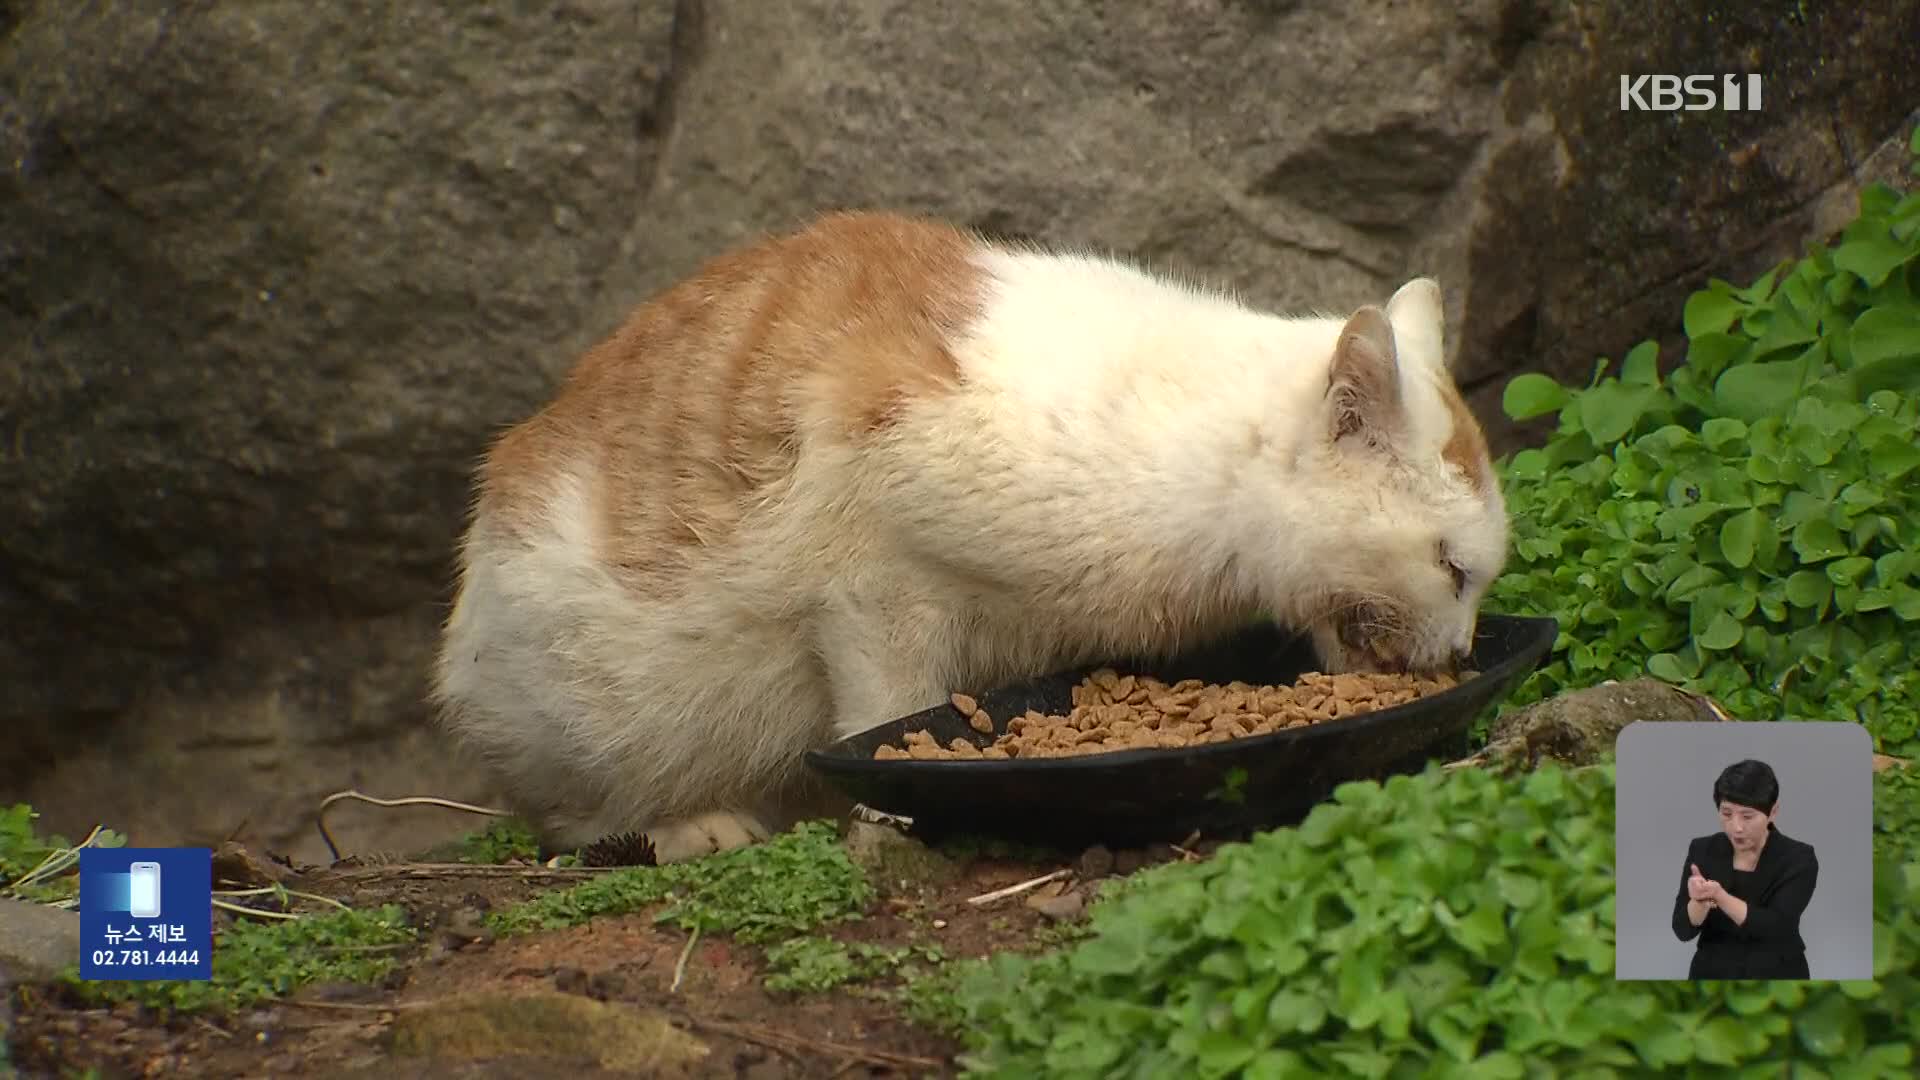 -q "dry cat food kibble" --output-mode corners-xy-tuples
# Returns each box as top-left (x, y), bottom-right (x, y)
(872, 668), (1472, 761)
